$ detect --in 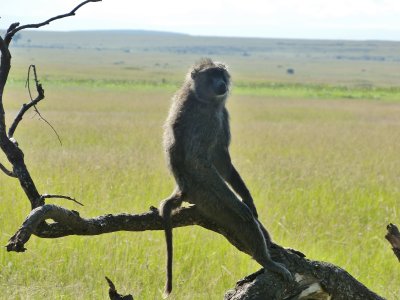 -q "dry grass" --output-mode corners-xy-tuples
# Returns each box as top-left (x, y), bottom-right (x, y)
(0, 81), (399, 299)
